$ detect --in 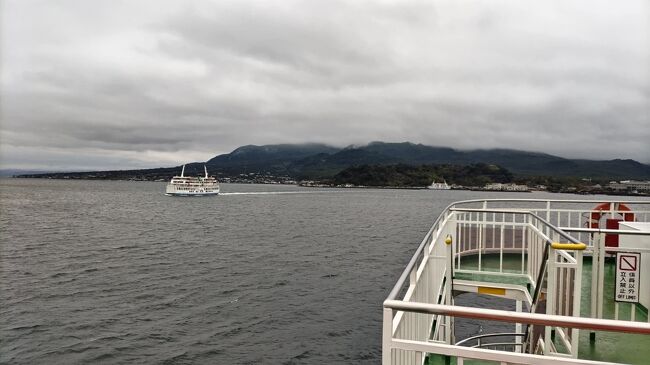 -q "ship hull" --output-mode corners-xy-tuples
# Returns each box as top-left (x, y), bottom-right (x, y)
(165, 192), (219, 197)
(428, 185), (451, 190)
